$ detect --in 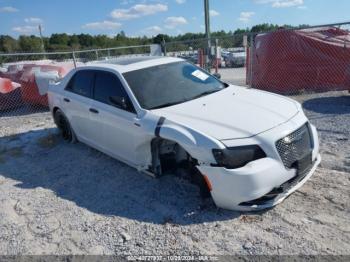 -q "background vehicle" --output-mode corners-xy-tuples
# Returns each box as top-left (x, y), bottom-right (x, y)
(224, 51), (246, 67)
